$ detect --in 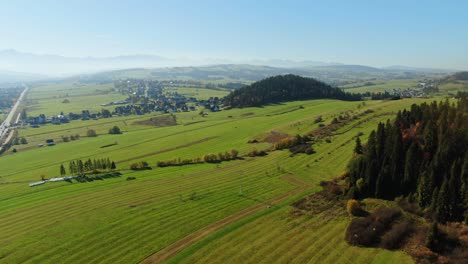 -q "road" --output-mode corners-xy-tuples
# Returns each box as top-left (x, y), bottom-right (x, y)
(0, 85), (28, 143)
